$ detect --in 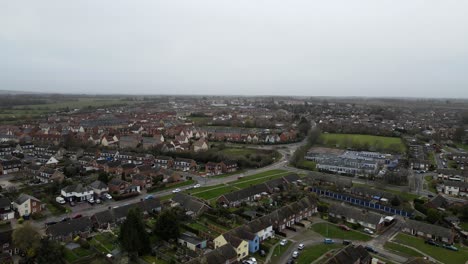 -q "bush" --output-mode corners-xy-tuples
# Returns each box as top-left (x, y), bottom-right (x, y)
(18, 217), (24, 224)
(79, 239), (90, 249)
